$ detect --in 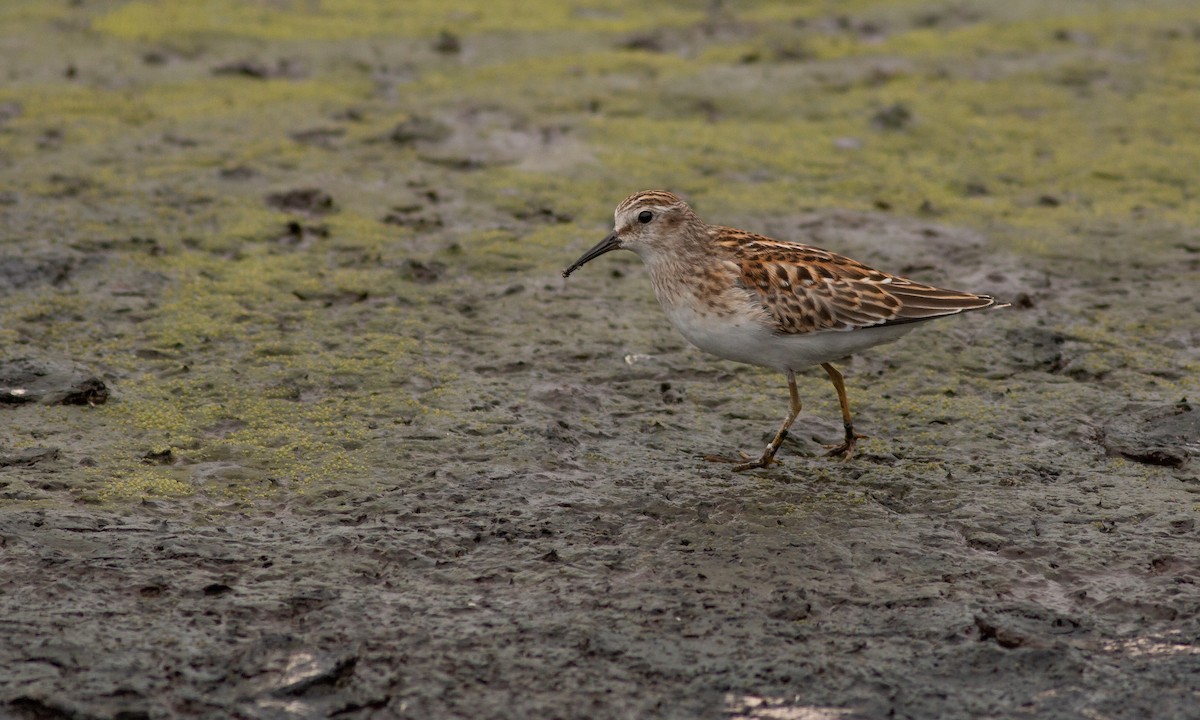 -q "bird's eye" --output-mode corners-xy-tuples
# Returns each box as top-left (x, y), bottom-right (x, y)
(638, 210), (653, 224)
